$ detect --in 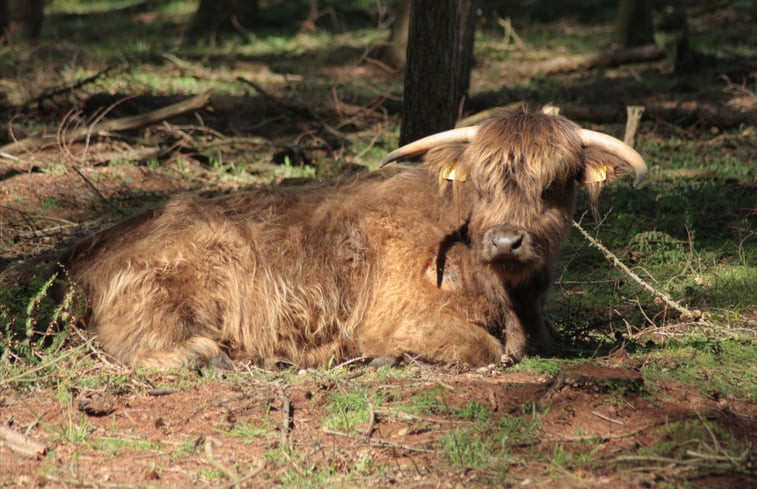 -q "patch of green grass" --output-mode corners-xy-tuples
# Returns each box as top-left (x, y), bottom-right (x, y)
(639, 337), (756, 401)
(52, 408), (91, 445)
(548, 442), (601, 474)
(322, 389), (383, 432)
(689, 266), (757, 310)
(495, 405), (544, 446)
(0, 270), (83, 365)
(172, 436), (201, 459)
(614, 418), (753, 478)
(453, 401), (492, 422)
(41, 197), (62, 210)
(640, 419), (746, 460)
(442, 401), (546, 476)
(263, 446), (348, 489)
(442, 429), (497, 469)
(510, 356), (564, 378)
(93, 437), (163, 456)
(400, 387), (450, 416)
(275, 157), (317, 181)
(216, 419), (272, 443)
(199, 467), (226, 481)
